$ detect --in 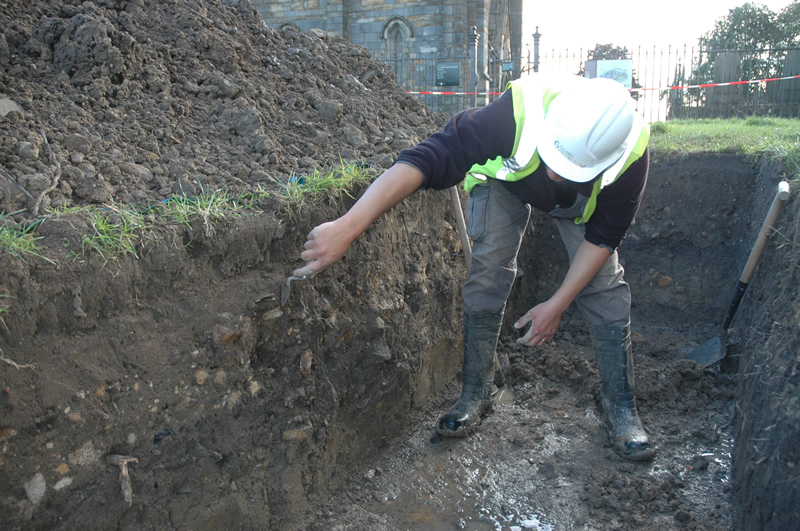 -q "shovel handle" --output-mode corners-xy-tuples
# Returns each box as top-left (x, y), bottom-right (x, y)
(739, 181), (790, 284)
(449, 186), (471, 272)
(722, 181), (790, 329)
(721, 280), (748, 330)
